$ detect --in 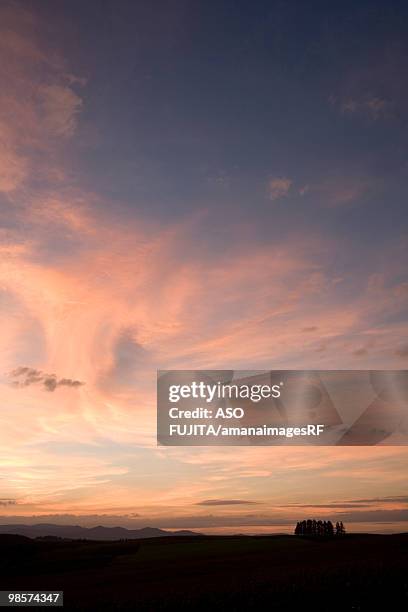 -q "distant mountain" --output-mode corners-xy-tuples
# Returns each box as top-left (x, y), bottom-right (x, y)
(0, 524), (201, 541)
